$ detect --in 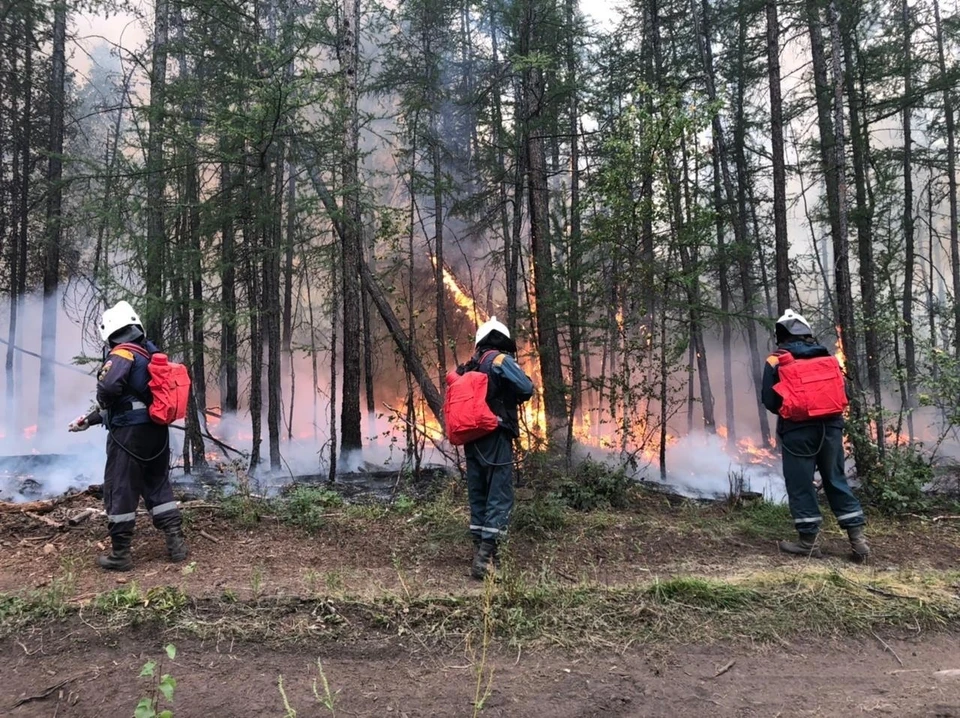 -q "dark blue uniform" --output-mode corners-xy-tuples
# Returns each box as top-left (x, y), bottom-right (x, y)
(761, 339), (865, 536)
(463, 350), (534, 544)
(90, 341), (180, 540)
